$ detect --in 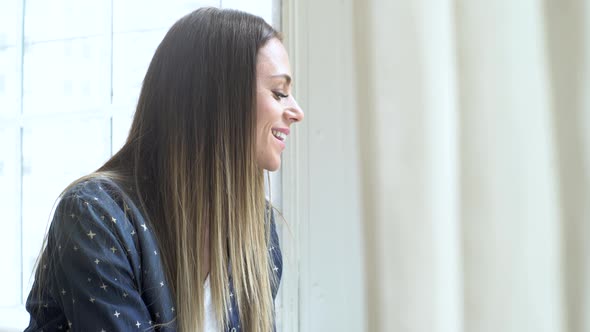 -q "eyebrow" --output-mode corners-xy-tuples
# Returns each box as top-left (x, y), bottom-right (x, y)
(270, 74), (292, 85)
